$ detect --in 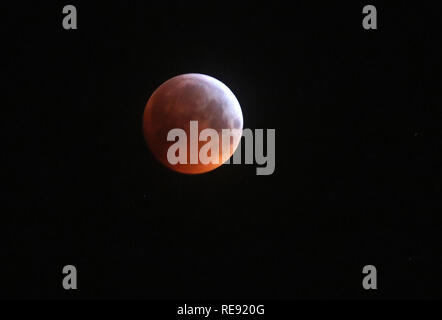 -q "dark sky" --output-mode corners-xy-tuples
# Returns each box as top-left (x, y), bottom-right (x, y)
(2, 1), (441, 299)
